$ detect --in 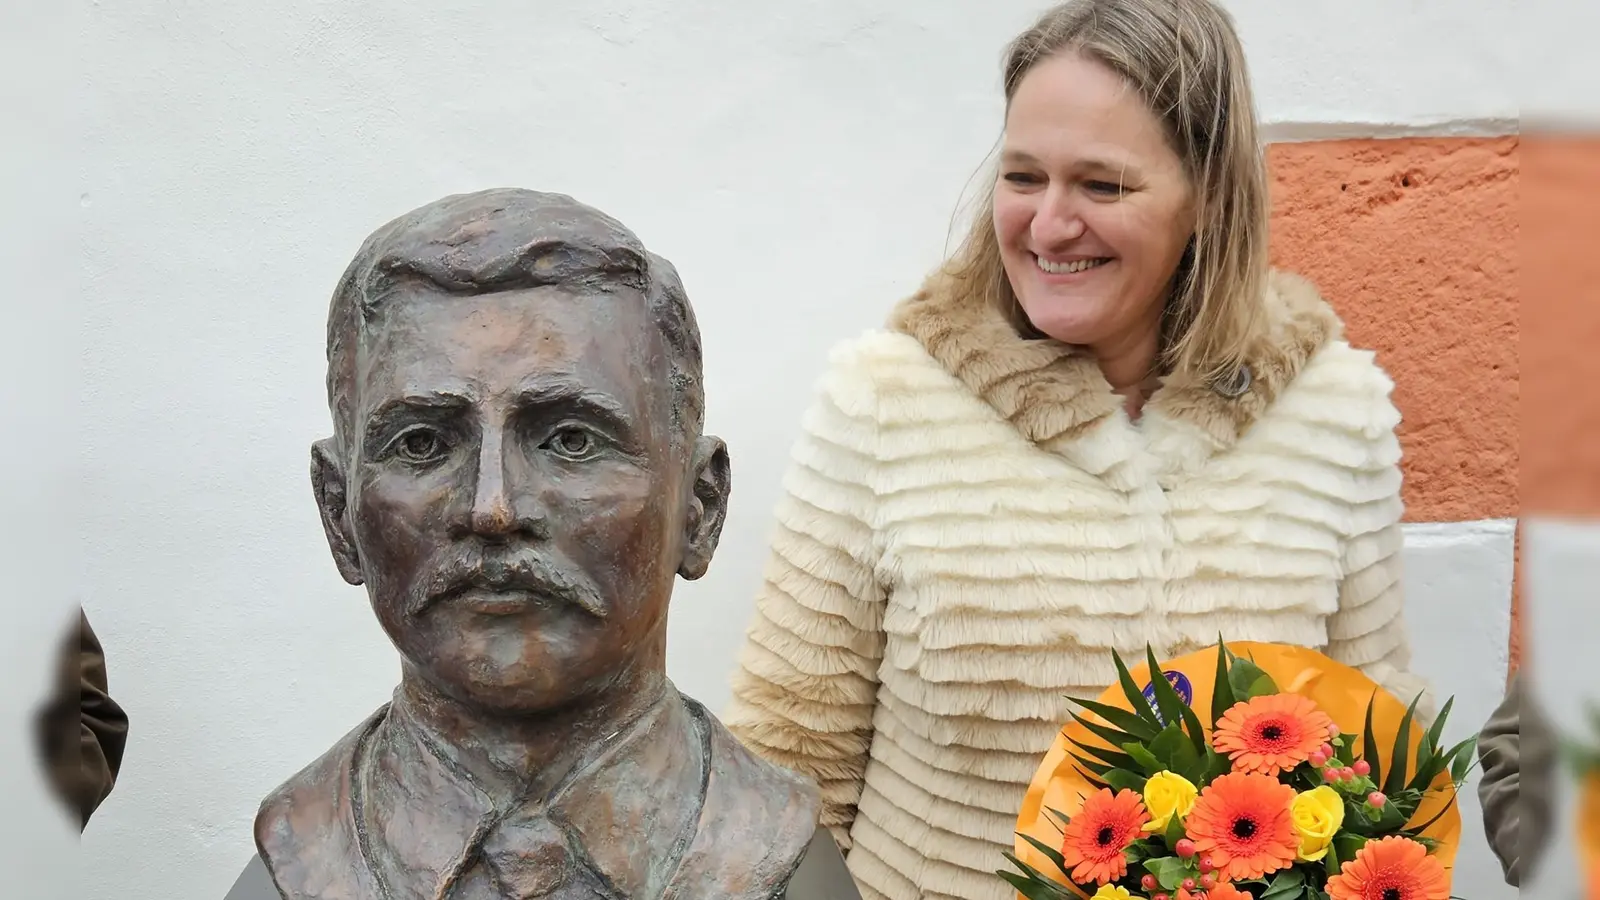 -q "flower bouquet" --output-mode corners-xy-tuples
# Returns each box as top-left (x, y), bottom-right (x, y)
(1561, 705), (1600, 896)
(1002, 641), (1473, 900)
